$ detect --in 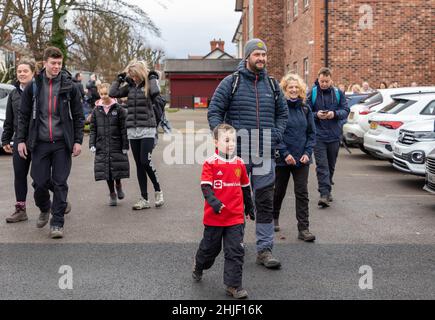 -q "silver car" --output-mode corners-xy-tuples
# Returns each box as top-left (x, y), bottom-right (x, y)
(0, 83), (16, 152)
